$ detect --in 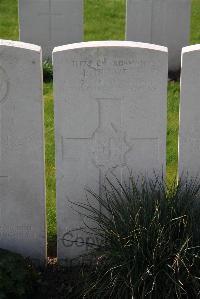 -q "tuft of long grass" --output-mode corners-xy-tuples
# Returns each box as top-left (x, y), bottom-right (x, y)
(43, 60), (53, 83)
(75, 175), (200, 298)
